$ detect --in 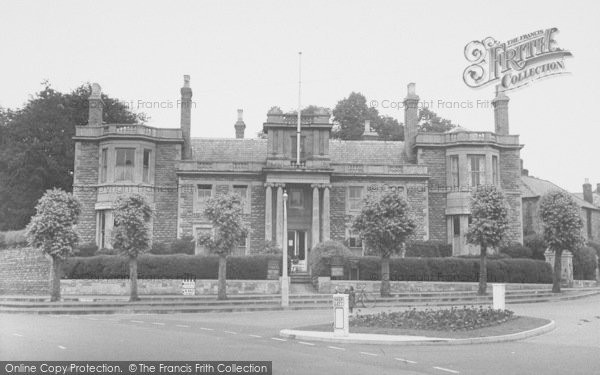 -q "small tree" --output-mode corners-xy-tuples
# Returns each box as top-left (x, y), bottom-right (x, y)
(197, 193), (248, 300)
(26, 189), (80, 302)
(352, 190), (416, 296)
(466, 185), (509, 295)
(539, 190), (584, 293)
(111, 194), (153, 302)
